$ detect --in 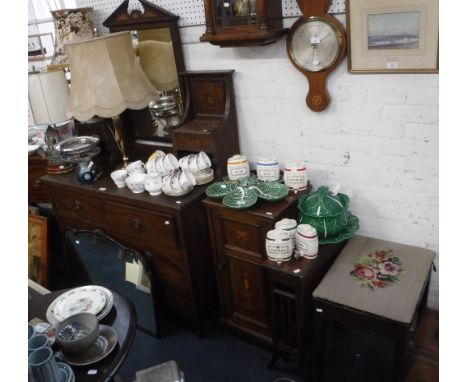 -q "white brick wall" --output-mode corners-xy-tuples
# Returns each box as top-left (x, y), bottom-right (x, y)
(181, 24), (439, 309)
(78, 2), (439, 309)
